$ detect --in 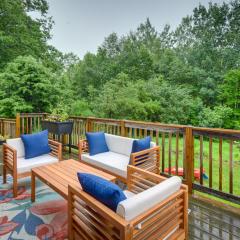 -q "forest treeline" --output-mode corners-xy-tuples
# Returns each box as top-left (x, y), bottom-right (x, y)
(0, 0), (240, 129)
